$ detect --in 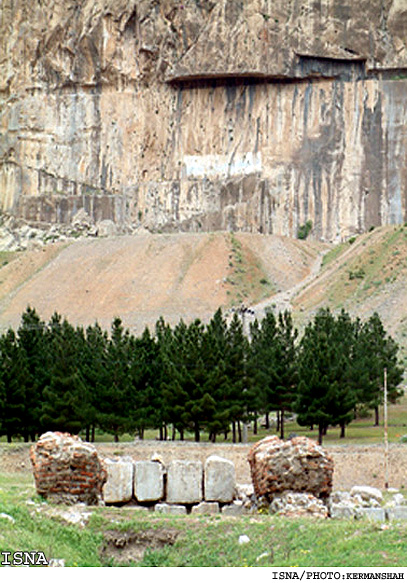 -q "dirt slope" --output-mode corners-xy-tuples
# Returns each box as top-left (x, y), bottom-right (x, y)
(292, 226), (407, 359)
(2, 226), (407, 364)
(0, 232), (323, 334)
